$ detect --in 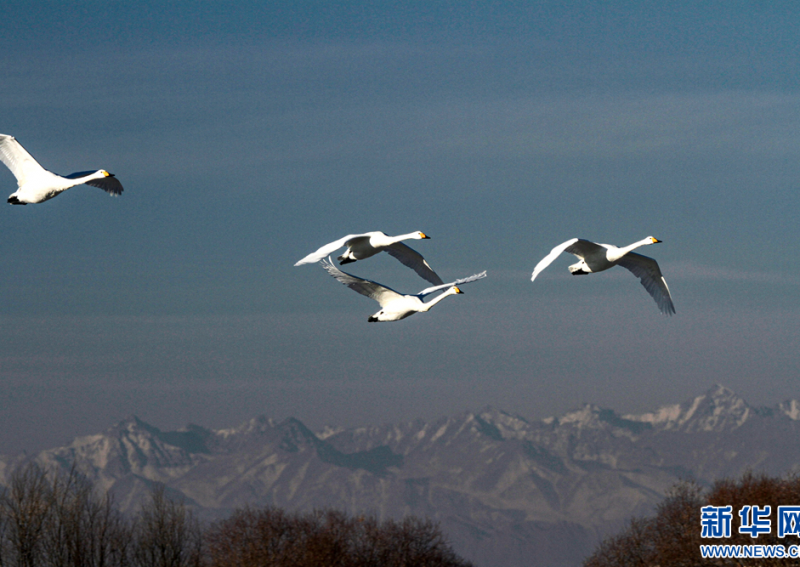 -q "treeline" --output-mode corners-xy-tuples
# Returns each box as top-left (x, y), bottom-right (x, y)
(584, 472), (800, 567)
(0, 464), (472, 567)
